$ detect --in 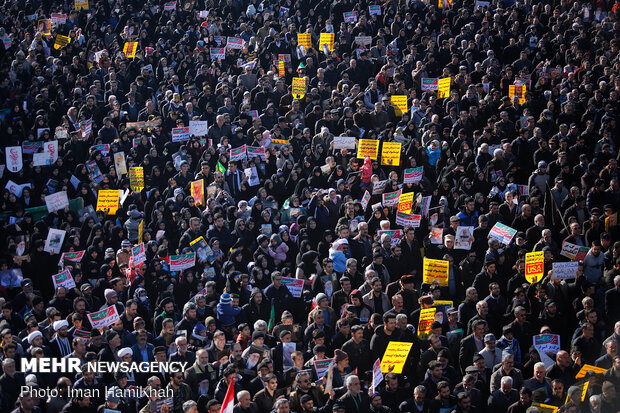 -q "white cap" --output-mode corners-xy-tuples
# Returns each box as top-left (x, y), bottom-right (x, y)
(117, 347), (133, 358)
(27, 331), (42, 344)
(53, 320), (69, 331)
